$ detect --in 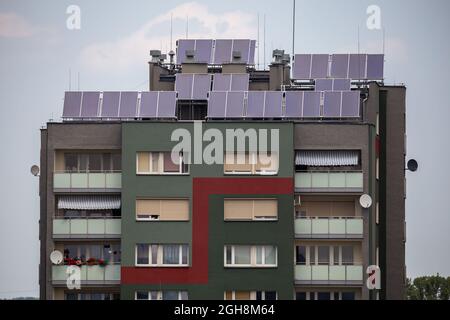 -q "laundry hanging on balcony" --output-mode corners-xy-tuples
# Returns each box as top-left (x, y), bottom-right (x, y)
(295, 150), (359, 166)
(57, 195), (121, 210)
